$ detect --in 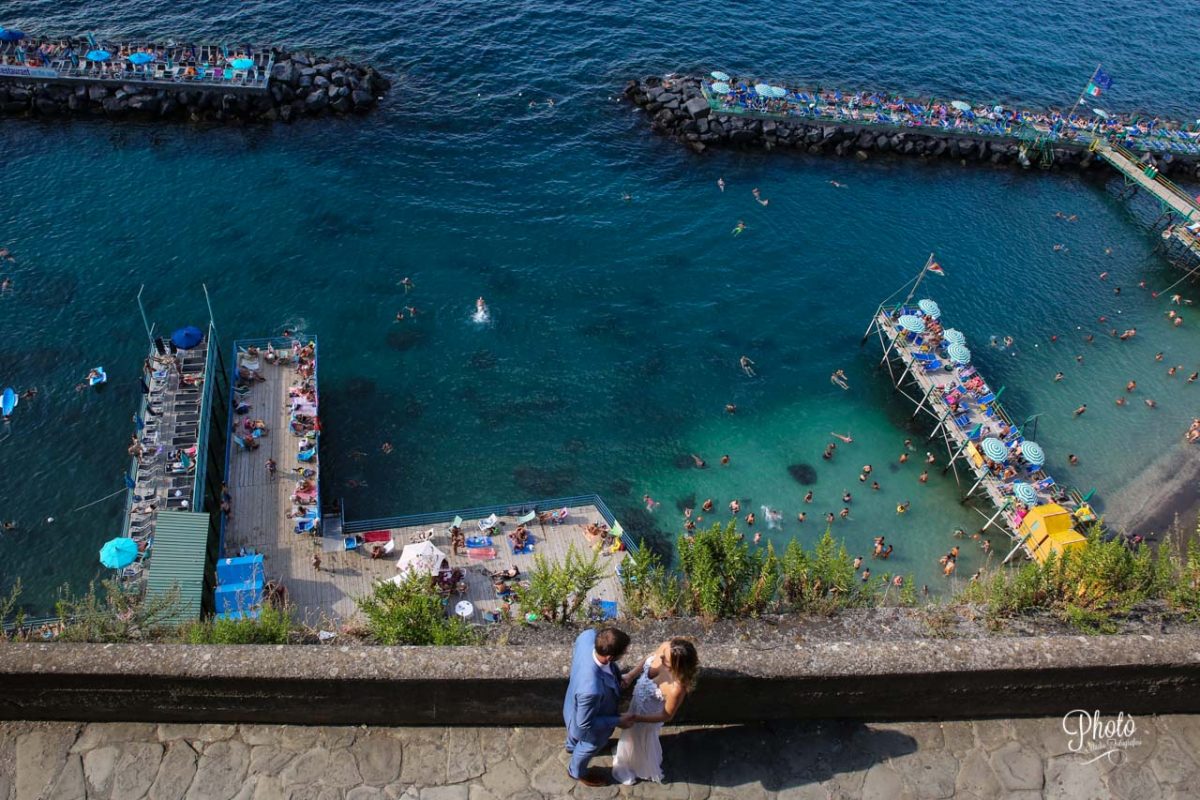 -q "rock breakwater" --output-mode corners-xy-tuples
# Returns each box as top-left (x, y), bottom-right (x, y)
(624, 75), (1200, 178)
(0, 49), (390, 123)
